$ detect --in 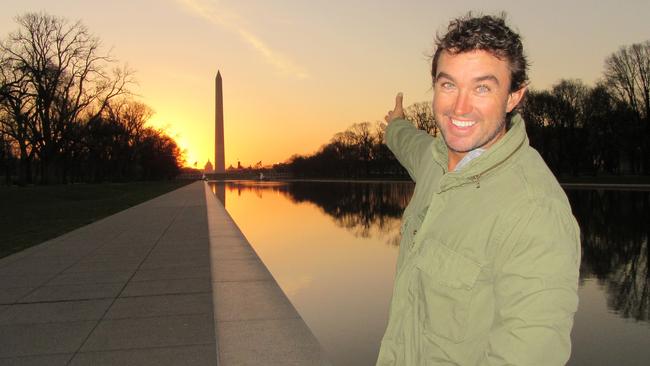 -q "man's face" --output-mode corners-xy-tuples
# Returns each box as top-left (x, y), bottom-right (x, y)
(432, 49), (525, 167)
